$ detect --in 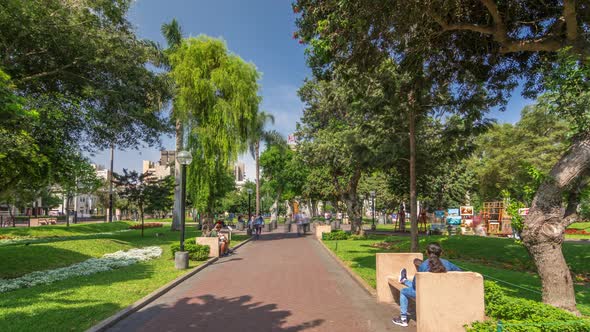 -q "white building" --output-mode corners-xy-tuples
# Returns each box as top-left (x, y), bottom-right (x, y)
(143, 150), (175, 182)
